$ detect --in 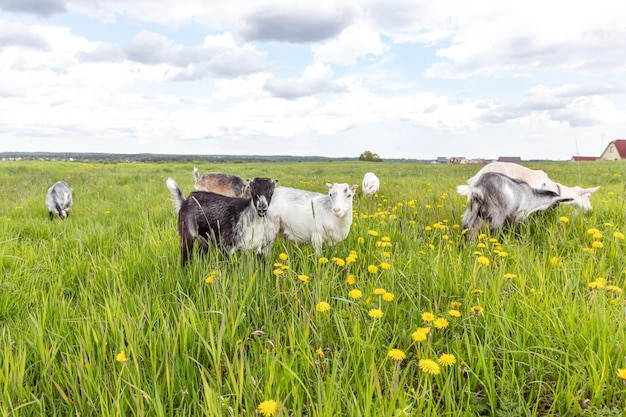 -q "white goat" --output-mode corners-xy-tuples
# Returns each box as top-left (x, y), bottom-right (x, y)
(466, 162), (599, 211)
(362, 172), (380, 197)
(458, 172), (573, 239)
(46, 181), (72, 220)
(266, 183), (358, 254)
